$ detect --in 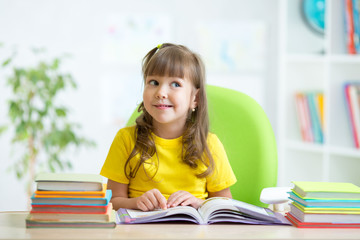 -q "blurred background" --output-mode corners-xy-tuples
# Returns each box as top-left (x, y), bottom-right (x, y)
(2, 0), (359, 211)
